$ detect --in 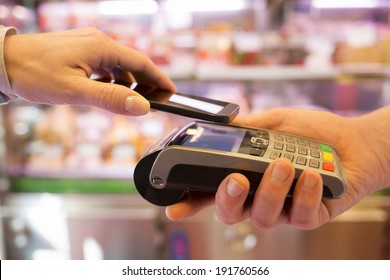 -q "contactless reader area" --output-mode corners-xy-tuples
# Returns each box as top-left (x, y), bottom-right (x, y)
(133, 121), (346, 207)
